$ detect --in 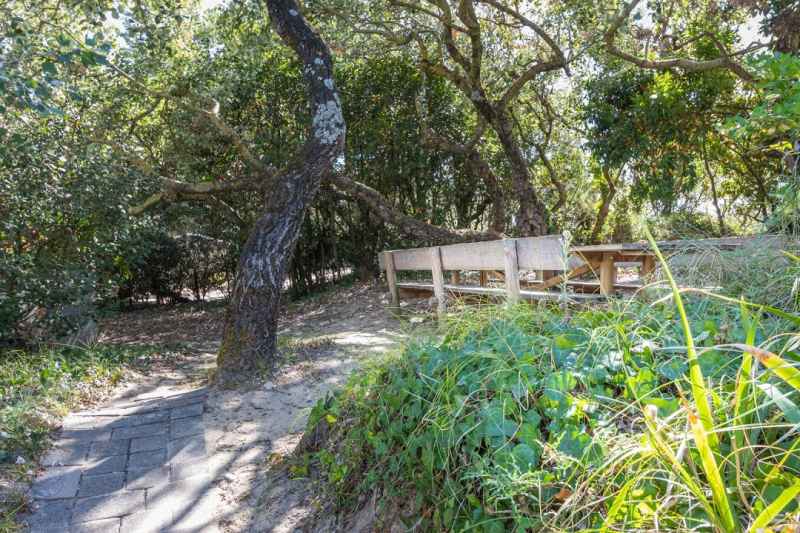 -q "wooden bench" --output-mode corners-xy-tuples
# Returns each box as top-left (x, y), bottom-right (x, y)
(378, 236), (574, 313)
(379, 235), (780, 312)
